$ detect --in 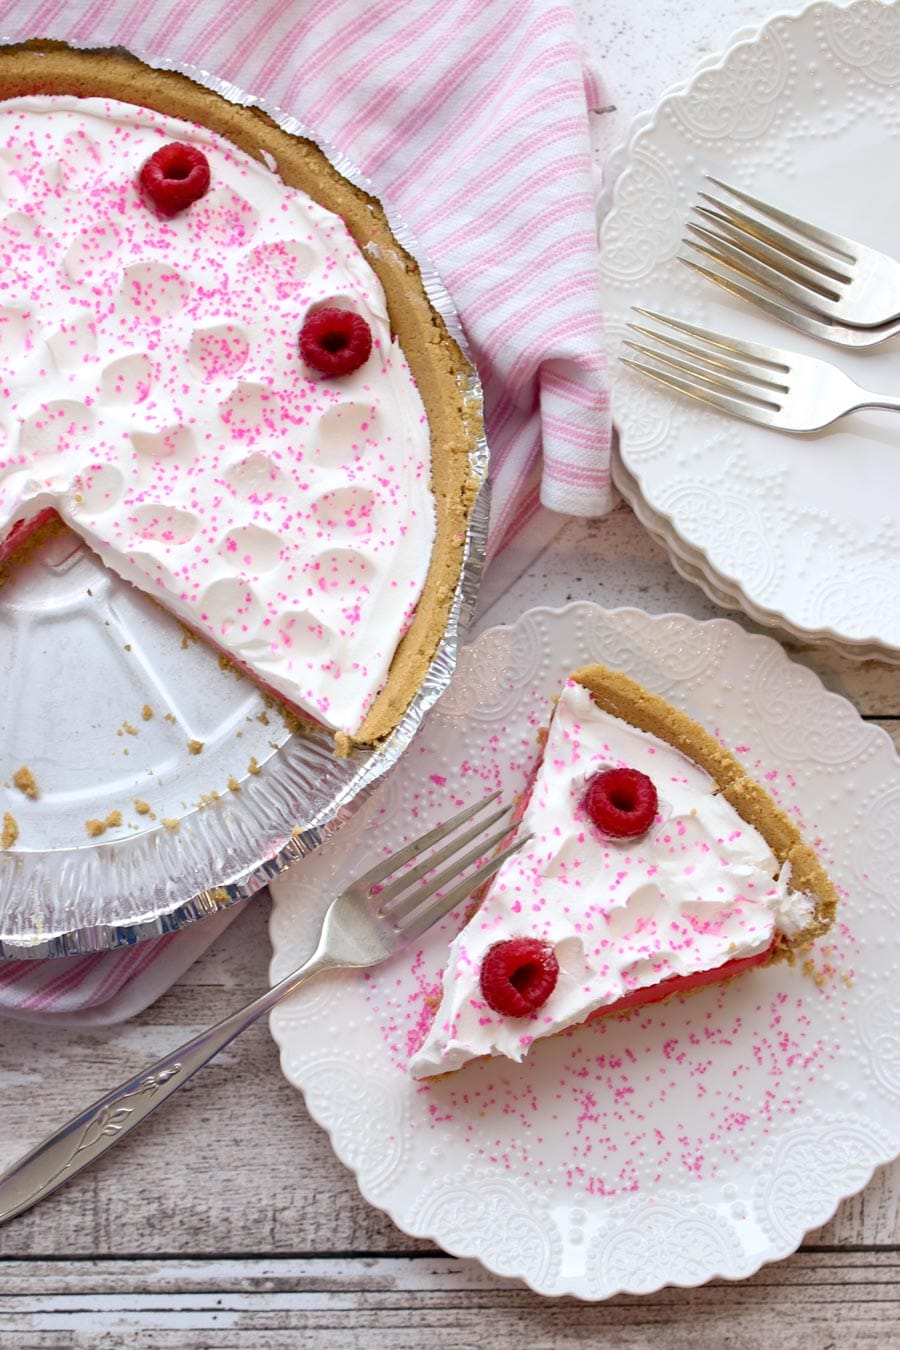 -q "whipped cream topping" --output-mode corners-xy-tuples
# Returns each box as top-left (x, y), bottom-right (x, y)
(0, 96), (434, 736)
(410, 680), (814, 1078)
